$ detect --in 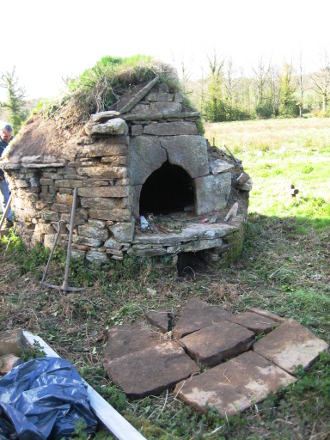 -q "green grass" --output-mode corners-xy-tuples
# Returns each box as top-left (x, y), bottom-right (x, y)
(0, 117), (329, 439)
(206, 117), (330, 228)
